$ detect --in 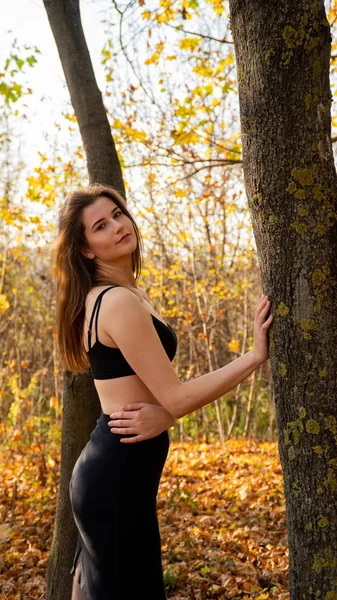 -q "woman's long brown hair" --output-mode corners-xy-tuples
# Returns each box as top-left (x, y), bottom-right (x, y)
(51, 184), (144, 374)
